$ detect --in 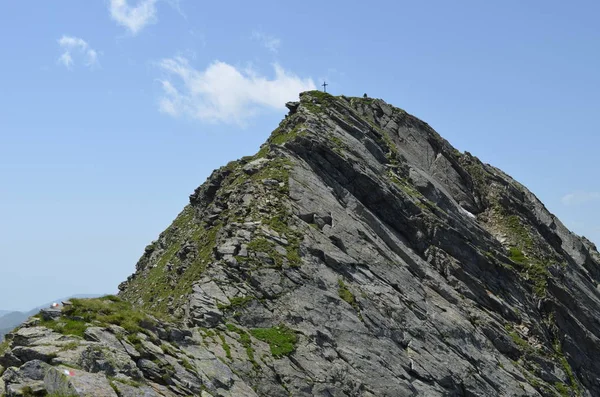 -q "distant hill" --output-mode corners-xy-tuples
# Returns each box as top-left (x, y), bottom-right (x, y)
(0, 310), (35, 330)
(0, 294), (104, 340)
